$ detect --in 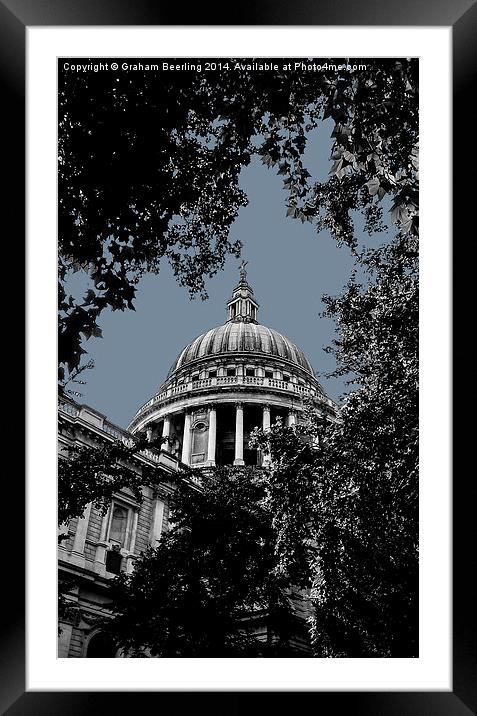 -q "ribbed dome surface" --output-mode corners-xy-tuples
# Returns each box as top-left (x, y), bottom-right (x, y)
(167, 322), (314, 377)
